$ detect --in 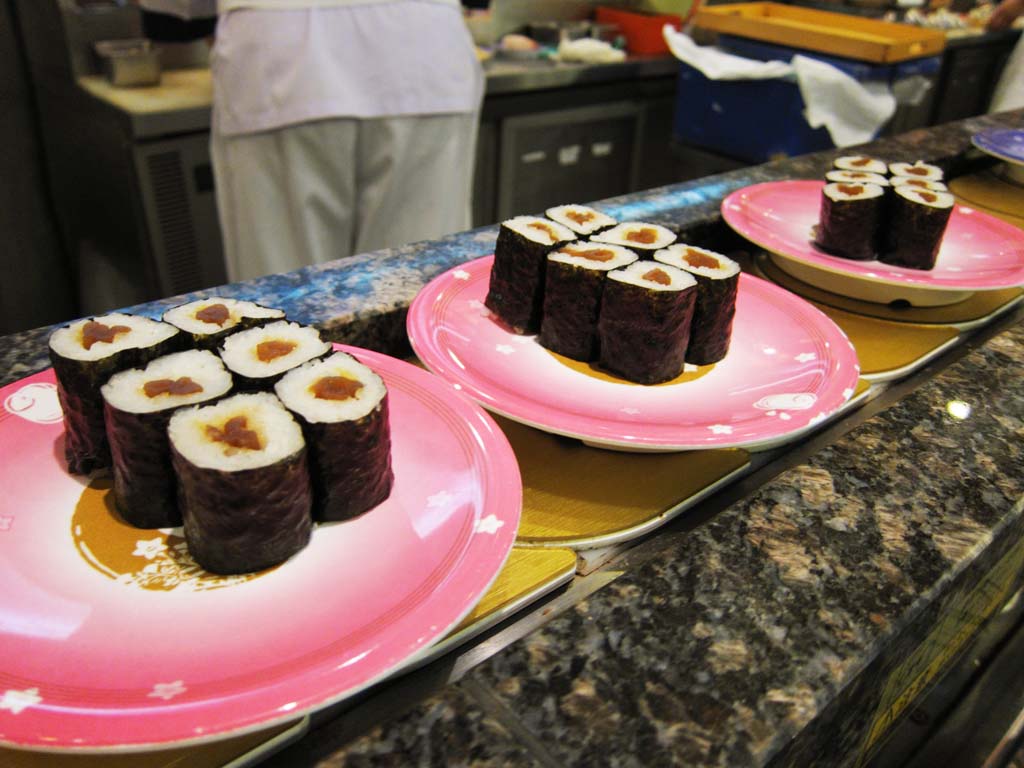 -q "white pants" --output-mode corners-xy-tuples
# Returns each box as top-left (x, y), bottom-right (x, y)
(211, 112), (478, 282)
(990, 35), (1024, 113)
